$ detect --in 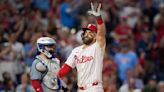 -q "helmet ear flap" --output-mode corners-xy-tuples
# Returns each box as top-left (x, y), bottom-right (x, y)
(37, 43), (44, 51)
